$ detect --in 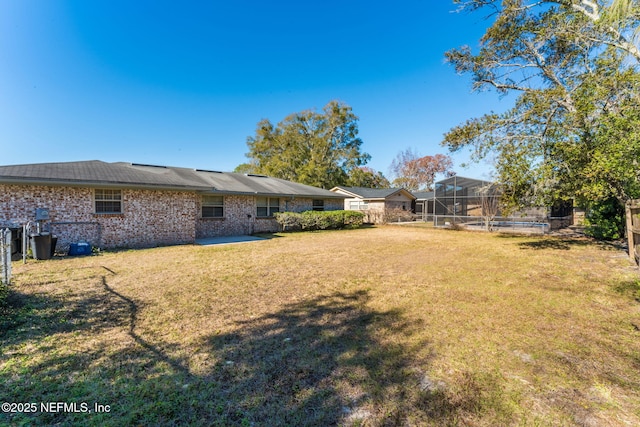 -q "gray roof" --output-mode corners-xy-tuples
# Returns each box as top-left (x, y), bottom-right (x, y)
(412, 191), (434, 200)
(331, 186), (416, 200)
(0, 160), (346, 199)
